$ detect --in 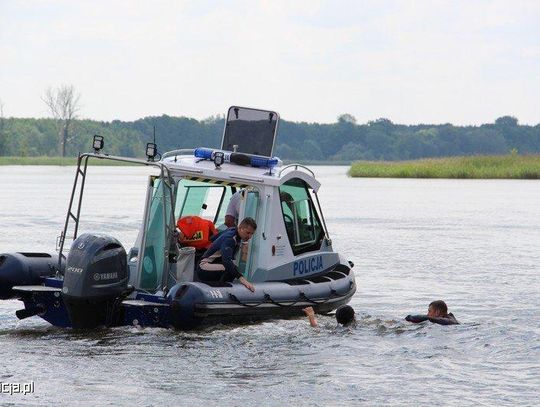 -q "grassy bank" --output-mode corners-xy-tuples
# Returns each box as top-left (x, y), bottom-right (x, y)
(348, 155), (540, 179)
(0, 156), (138, 166)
